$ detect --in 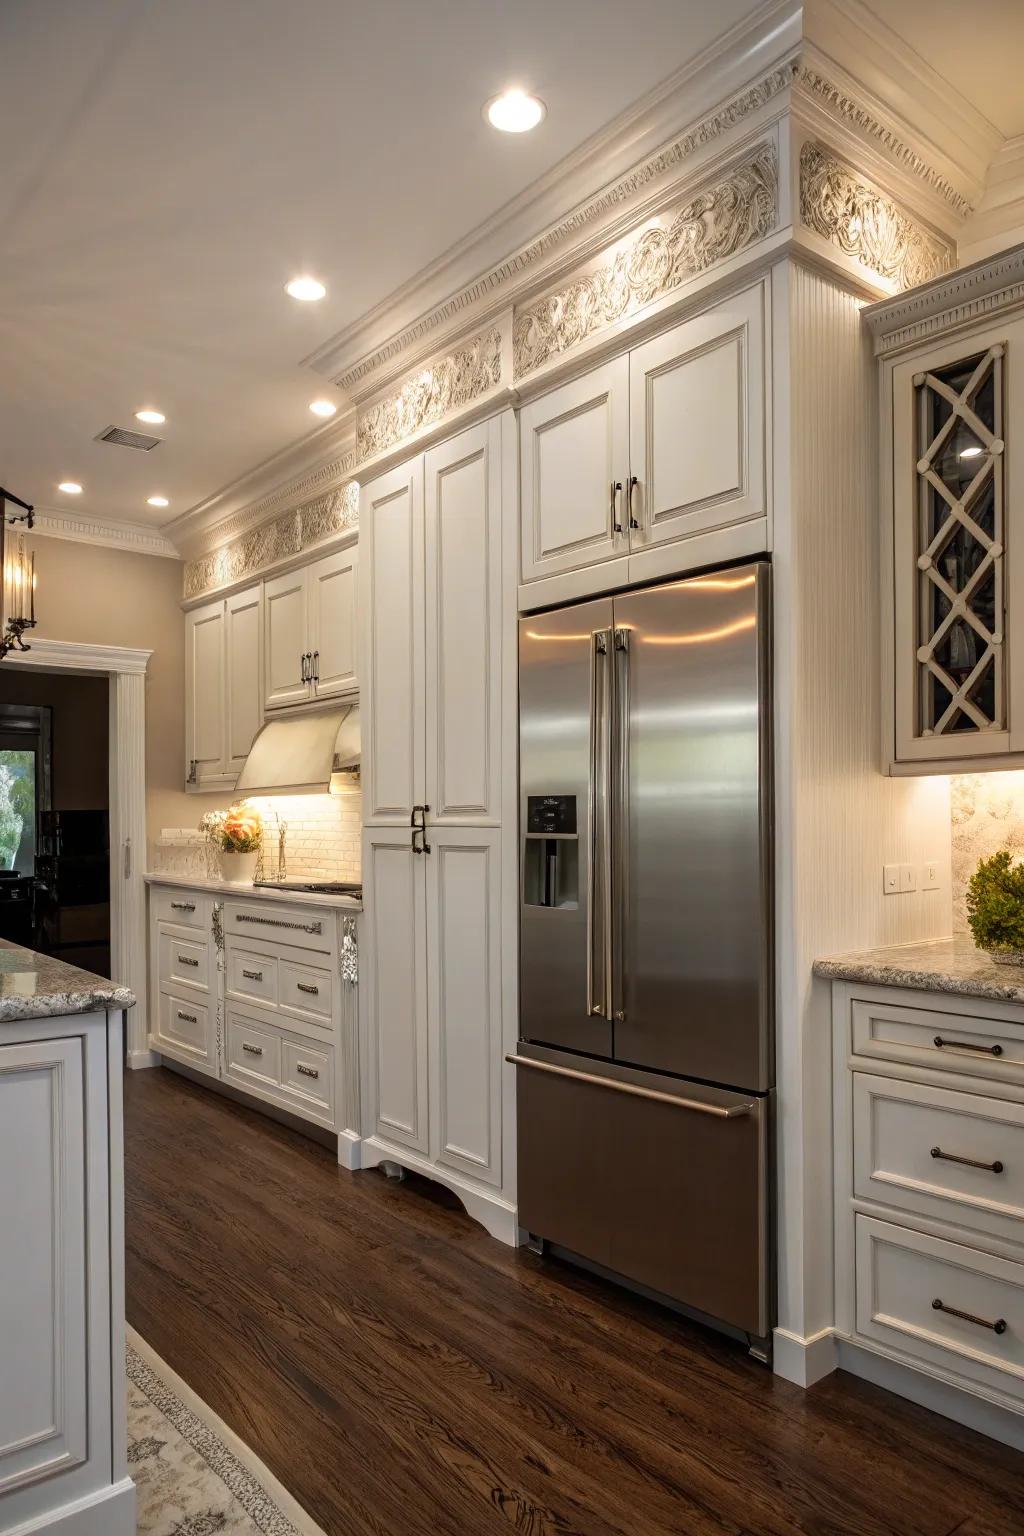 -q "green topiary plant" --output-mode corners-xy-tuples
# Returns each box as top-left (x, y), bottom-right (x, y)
(966, 850), (1024, 959)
